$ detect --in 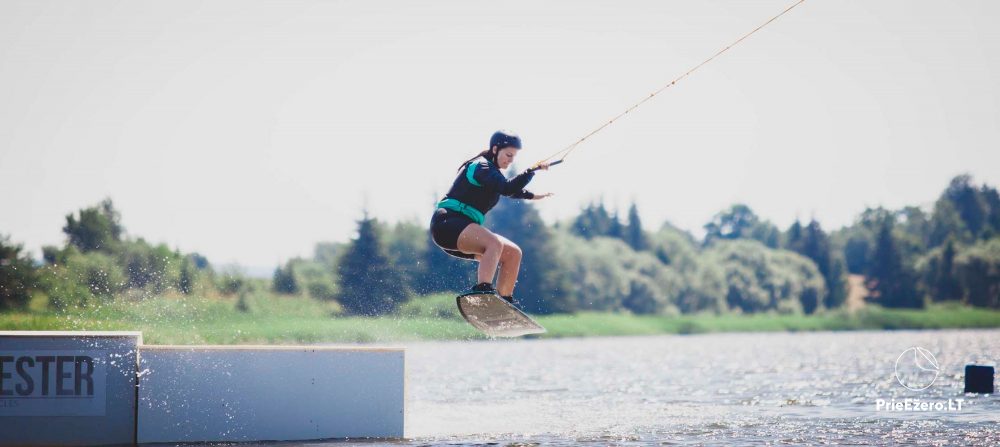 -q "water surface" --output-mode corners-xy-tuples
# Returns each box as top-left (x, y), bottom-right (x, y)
(333, 330), (999, 445)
